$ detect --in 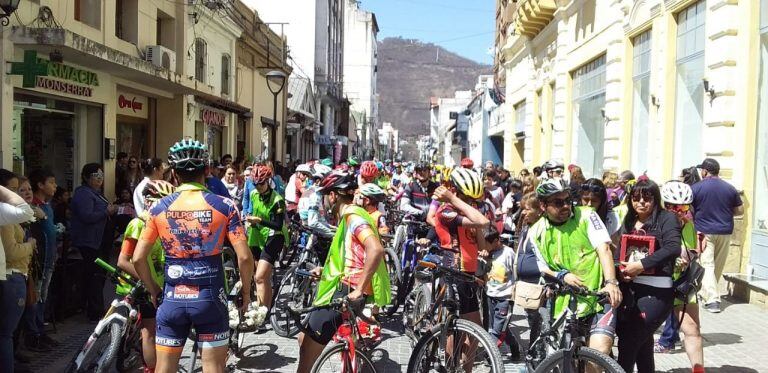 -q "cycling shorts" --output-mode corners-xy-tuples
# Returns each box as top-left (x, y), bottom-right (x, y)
(305, 289), (349, 345)
(138, 297), (157, 319)
(155, 284), (229, 351)
(455, 279), (480, 315)
(251, 235), (284, 265)
(579, 303), (617, 340)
